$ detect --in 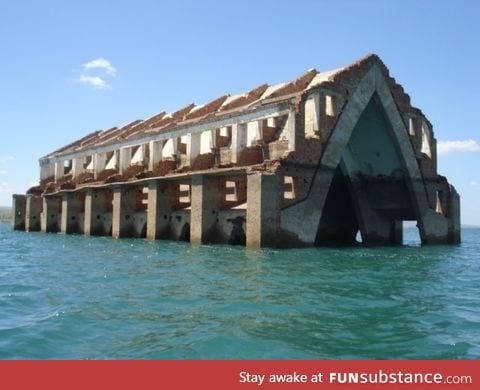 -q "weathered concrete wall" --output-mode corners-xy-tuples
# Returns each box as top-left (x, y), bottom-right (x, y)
(25, 196), (42, 232)
(12, 194), (26, 231)
(41, 196), (61, 233)
(246, 174), (281, 248)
